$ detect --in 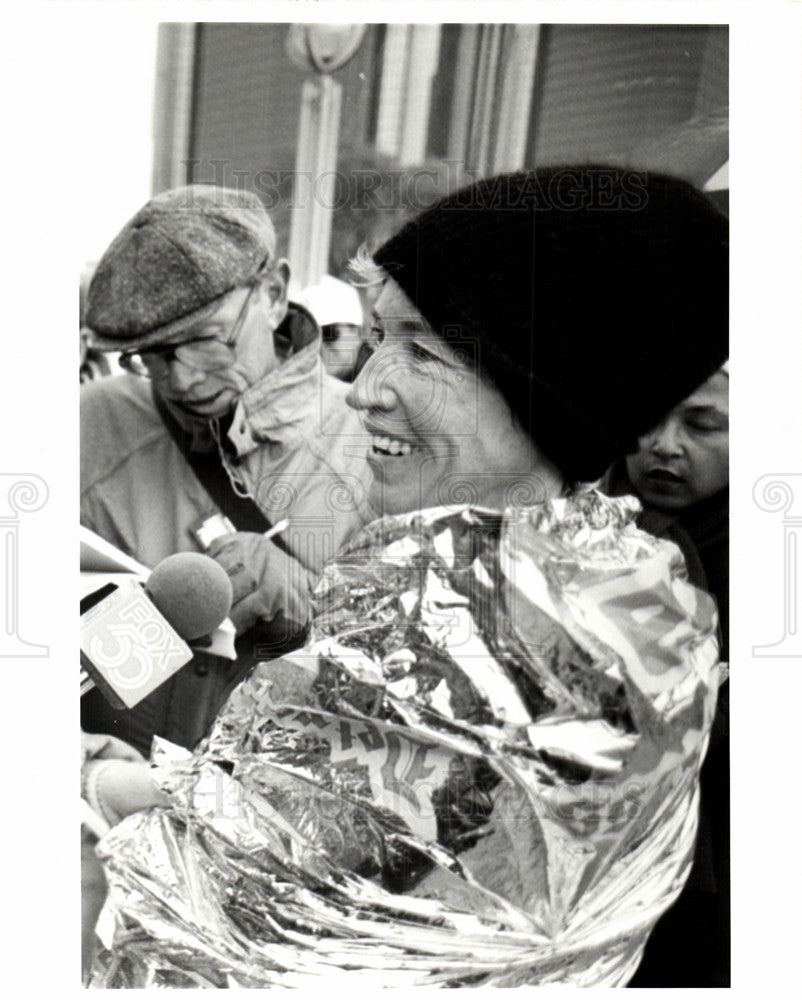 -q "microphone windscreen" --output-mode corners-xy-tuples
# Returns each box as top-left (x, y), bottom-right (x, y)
(145, 552), (233, 641)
